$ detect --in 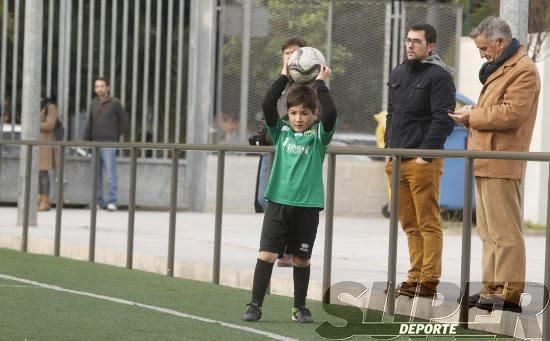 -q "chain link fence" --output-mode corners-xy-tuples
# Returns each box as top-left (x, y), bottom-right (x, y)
(215, 0), (461, 146)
